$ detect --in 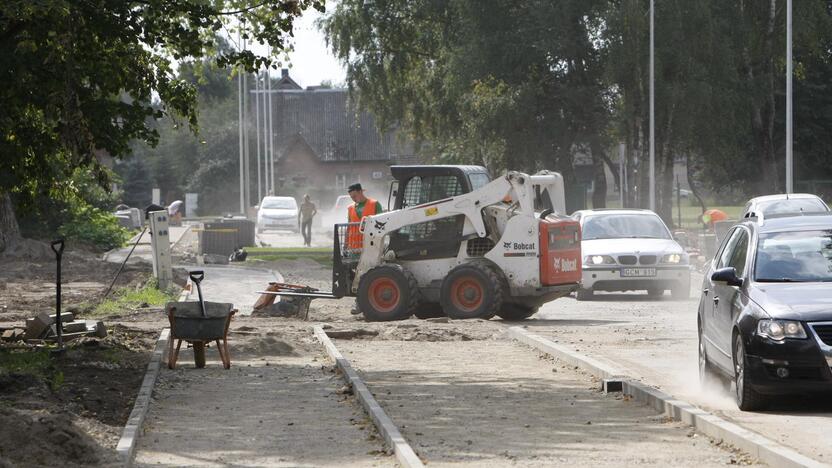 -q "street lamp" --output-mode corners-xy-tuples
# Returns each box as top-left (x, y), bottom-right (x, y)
(649, 0), (655, 211)
(786, 0), (793, 193)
